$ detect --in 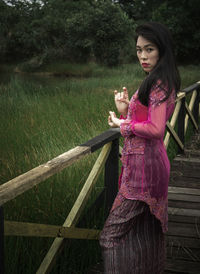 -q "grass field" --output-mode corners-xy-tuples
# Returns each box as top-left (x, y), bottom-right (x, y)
(0, 62), (199, 273)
